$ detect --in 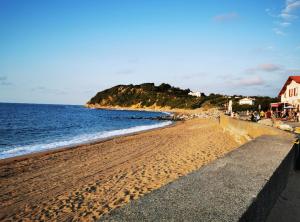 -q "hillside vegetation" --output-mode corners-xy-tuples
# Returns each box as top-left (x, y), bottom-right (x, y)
(87, 83), (223, 109)
(88, 83), (196, 109)
(86, 83), (278, 110)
